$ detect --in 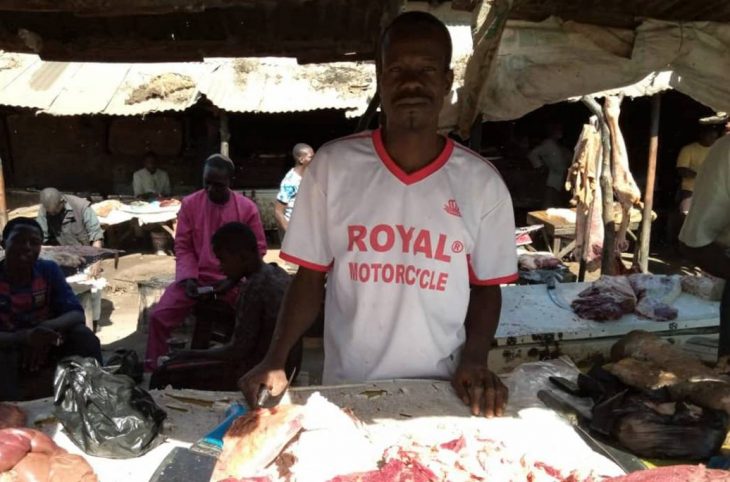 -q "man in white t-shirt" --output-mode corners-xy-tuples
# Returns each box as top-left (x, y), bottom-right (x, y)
(528, 122), (572, 208)
(240, 12), (517, 417)
(274, 143), (314, 242)
(679, 133), (730, 356)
